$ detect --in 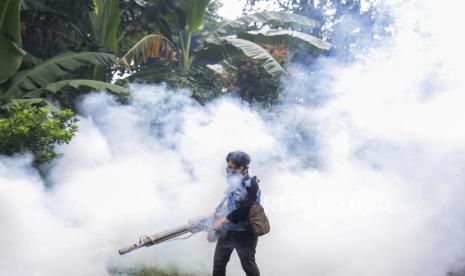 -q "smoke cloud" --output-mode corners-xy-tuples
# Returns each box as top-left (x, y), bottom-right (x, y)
(2, 0), (465, 275)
